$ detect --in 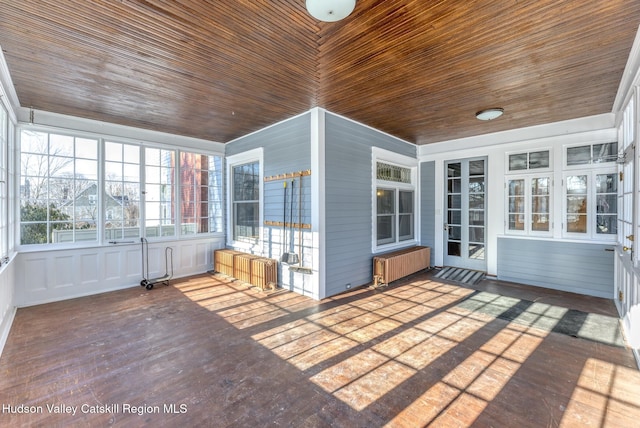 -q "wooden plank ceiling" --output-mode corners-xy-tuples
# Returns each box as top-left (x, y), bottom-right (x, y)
(1, 0), (639, 145)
